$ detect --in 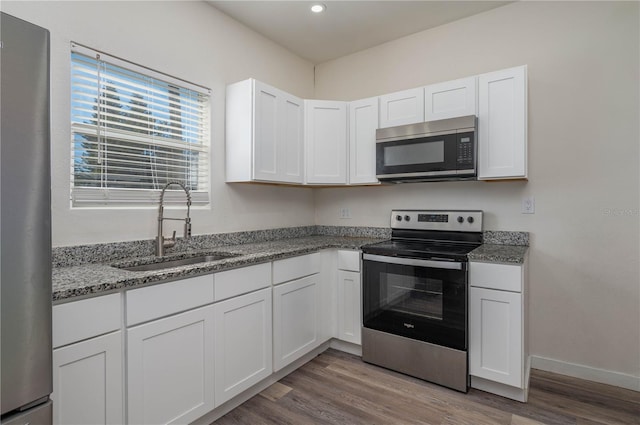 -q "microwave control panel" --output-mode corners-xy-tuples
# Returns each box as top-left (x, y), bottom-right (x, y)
(456, 132), (475, 167)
